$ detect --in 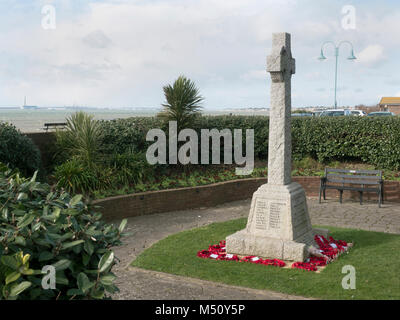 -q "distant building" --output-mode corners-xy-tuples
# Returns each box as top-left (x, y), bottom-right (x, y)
(21, 96), (38, 110)
(22, 105), (38, 110)
(379, 97), (400, 115)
